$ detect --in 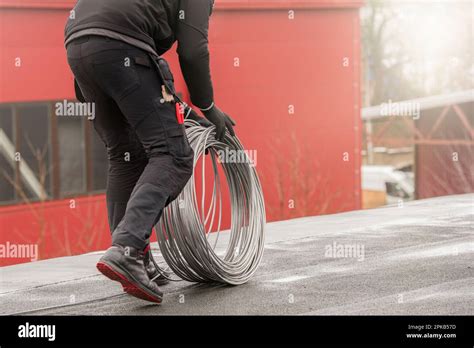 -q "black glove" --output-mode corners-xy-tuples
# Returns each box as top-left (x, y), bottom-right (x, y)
(202, 105), (236, 141)
(185, 108), (213, 128)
